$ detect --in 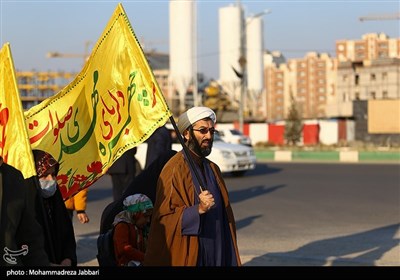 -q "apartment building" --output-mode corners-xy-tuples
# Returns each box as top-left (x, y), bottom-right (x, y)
(17, 71), (77, 110)
(265, 51), (337, 121)
(336, 33), (400, 62)
(265, 33), (399, 122)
